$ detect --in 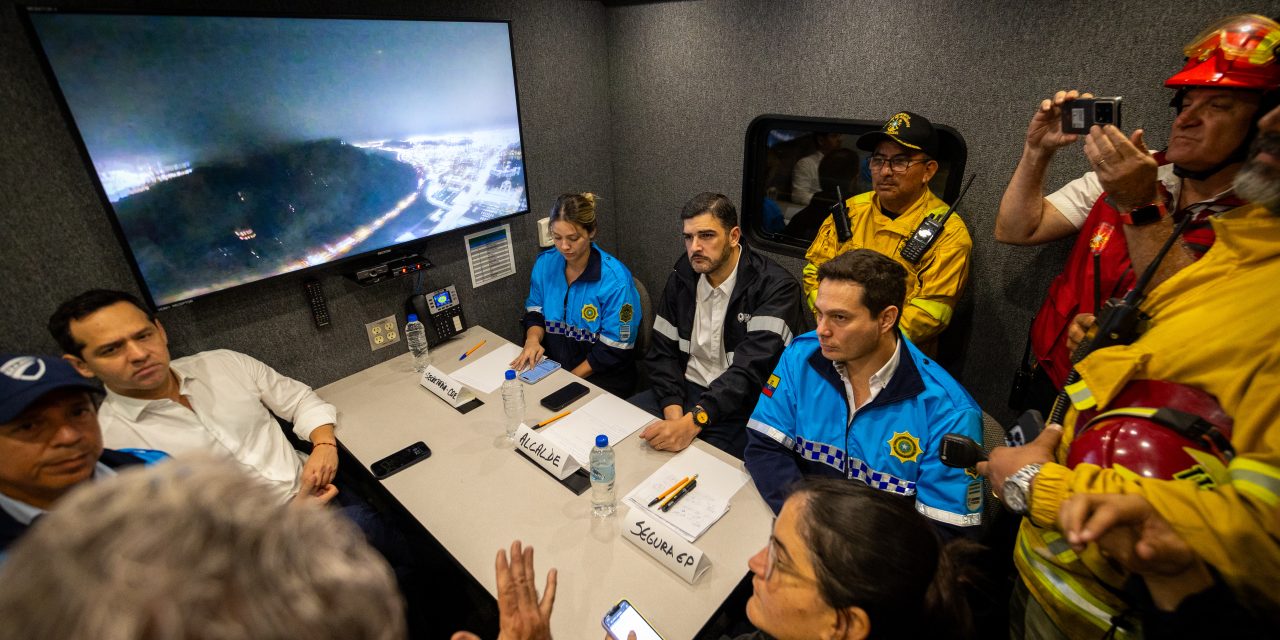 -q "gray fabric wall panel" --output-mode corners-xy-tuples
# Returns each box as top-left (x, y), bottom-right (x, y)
(606, 0), (1255, 423)
(0, 0), (614, 388)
